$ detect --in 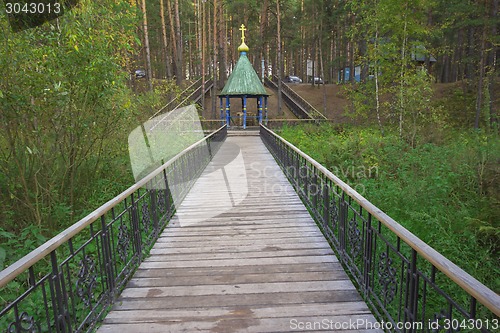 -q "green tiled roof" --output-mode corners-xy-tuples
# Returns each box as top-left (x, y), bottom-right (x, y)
(220, 53), (269, 96)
